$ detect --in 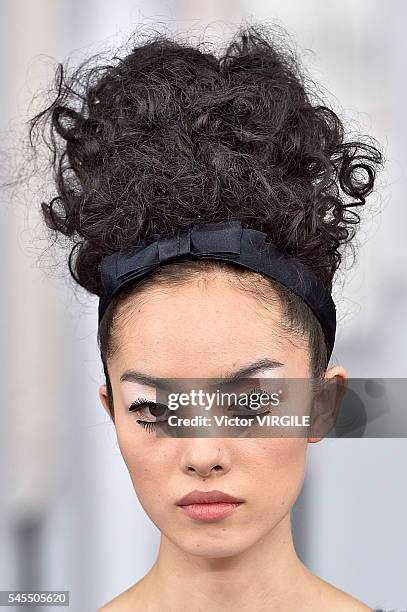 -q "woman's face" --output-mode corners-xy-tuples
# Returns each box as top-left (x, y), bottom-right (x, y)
(99, 273), (345, 558)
